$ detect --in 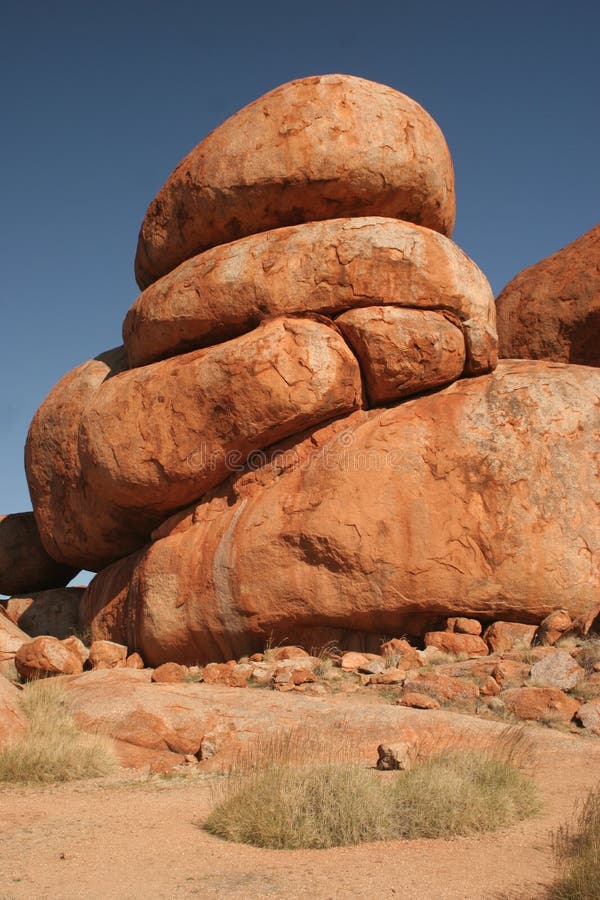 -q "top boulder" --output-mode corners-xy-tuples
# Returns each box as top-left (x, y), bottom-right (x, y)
(134, 74), (456, 289)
